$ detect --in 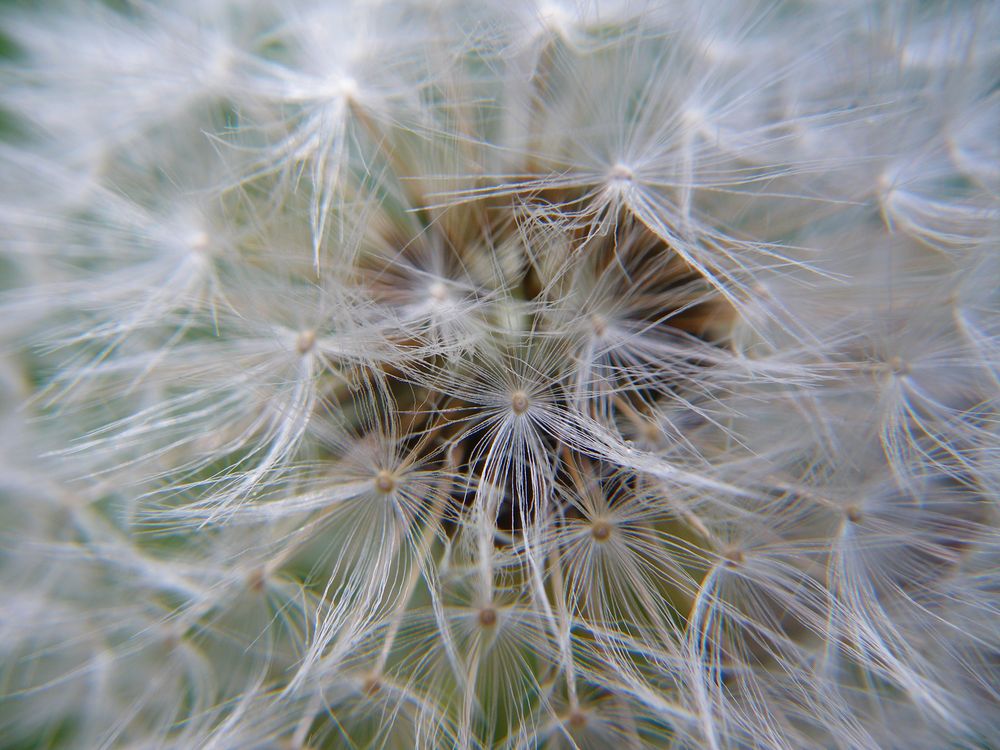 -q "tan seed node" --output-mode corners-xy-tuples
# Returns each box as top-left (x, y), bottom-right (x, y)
(334, 75), (359, 101)
(887, 355), (909, 375)
(296, 329), (316, 354)
(591, 315), (607, 337)
(590, 520), (613, 542)
(374, 470), (396, 494)
(608, 162), (634, 182)
(722, 547), (745, 567)
(362, 675), (382, 697)
(568, 710), (588, 729)
(478, 606), (498, 628)
(247, 567), (266, 593)
(429, 282), (448, 302)
(845, 505), (863, 524)
(189, 231), (210, 253)
(511, 390), (530, 415)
